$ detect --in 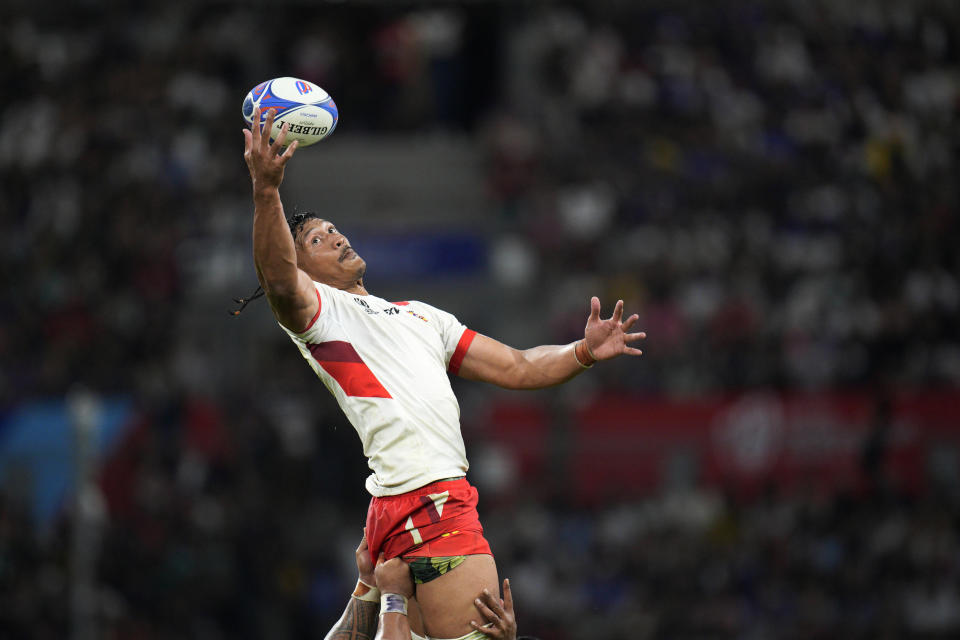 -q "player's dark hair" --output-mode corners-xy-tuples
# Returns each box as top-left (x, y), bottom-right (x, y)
(286, 210), (324, 240)
(229, 285), (264, 316)
(229, 210), (324, 316)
